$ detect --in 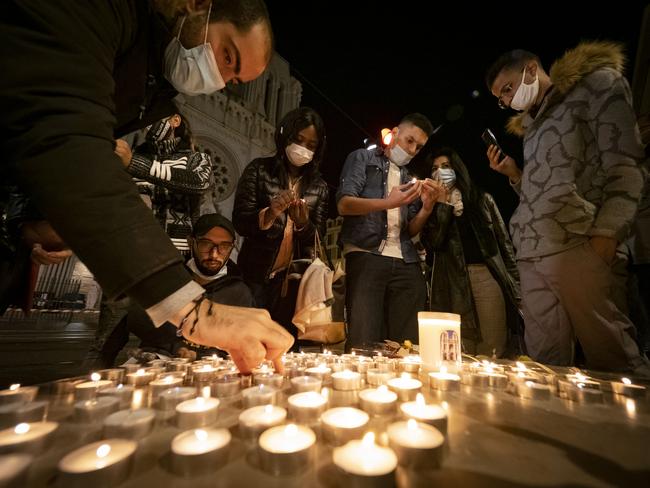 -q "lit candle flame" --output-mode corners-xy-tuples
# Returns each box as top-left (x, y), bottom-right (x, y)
(91, 372), (101, 382)
(96, 444), (111, 459)
(515, 362), (526, 371)
(195, 396), (205, 406)
(285, 424), (298, 436)
(577, 383), (585, 389)
(14, 423), (30, 435)
(195, 429), (208, 442)
(9, 384), (20, 391)
(407, 419), (418, 431)
(362, 432), (375, 446)
(351, 351), (356, 356)
(201, 386), (211, 399)
(264, 404), (274, 415)
(525, 381), (534, 387)
(441, 401), (449, 411)
(416, 393), (425, 406)
(260, 364), (269, 372)
(622, 378), (632, 385)
(377, 385), (389, 394)
(136, 369), (145, 376)
(131, 389), (143, 410)
(117, 384), (123, 390)
(164, 376), (173, 383)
